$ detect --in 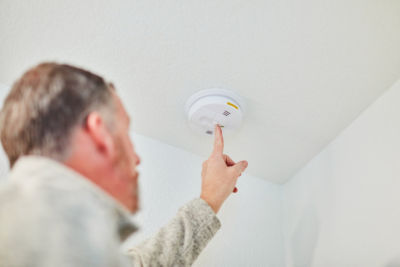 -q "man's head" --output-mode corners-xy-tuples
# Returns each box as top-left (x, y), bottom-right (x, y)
(0, 63), (141, 212)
